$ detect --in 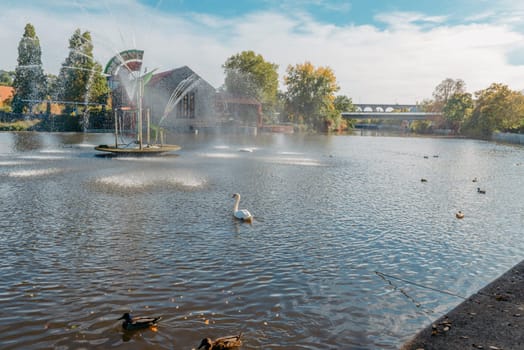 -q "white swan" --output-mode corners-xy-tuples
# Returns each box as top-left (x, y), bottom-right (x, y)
(232, 193), (253, 223)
